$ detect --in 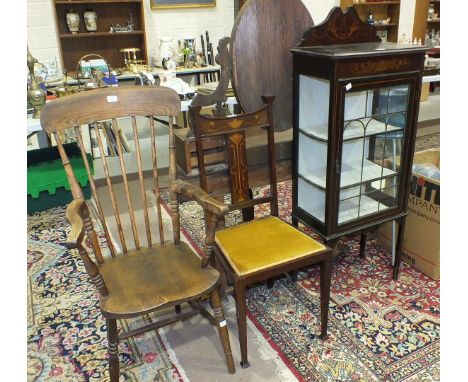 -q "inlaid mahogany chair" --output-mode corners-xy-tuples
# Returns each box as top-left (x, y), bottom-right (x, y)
(40, 86), (235, 381)
(189, 96), (333, 368)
